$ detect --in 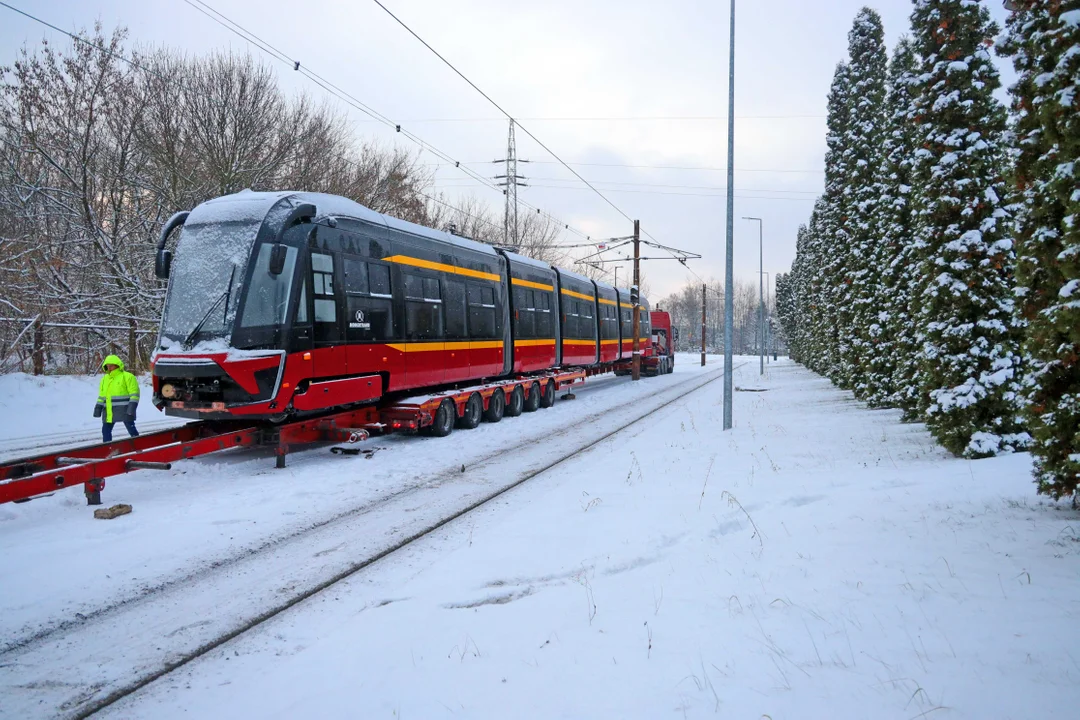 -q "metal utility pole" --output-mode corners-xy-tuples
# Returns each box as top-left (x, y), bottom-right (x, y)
(631, 220), (642, 381)
(701, 284), (707, 367)
(743, 216), (763, 375)
(760, 270), (770, 364)
(723, 0), (735, 430)
(494, 119), (527, 247)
